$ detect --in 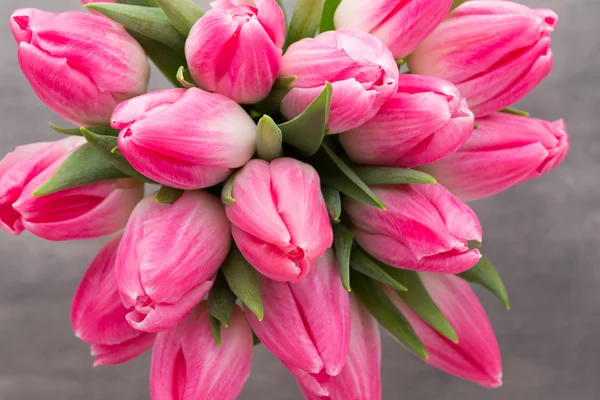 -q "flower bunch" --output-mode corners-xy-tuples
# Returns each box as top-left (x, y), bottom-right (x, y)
(2, 0), (569, 398)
